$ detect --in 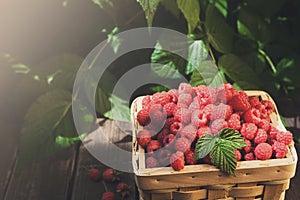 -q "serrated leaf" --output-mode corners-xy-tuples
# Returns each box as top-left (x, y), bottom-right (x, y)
(190, 60), (226, 87)
(195, 134), (219, 160)
(137, 0), (161, 27)
(176, 0), (200, 33)
(218, 54), (261, 89)
(205, 5), (234, 53)
(186, 40), (209, 74)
